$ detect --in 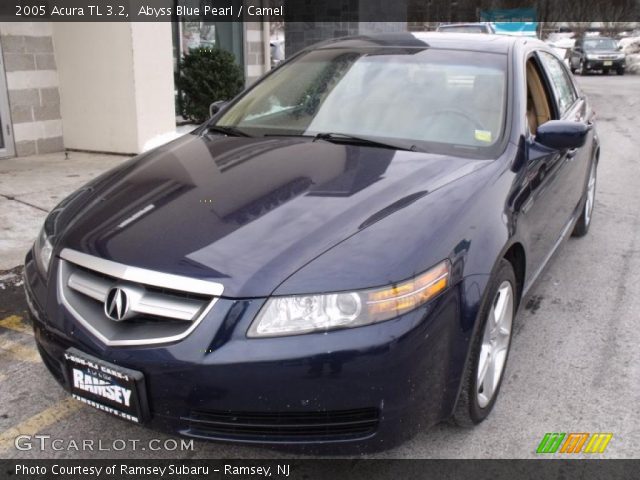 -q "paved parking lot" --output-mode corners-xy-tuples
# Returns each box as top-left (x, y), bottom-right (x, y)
(0, 75), (638, 459)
